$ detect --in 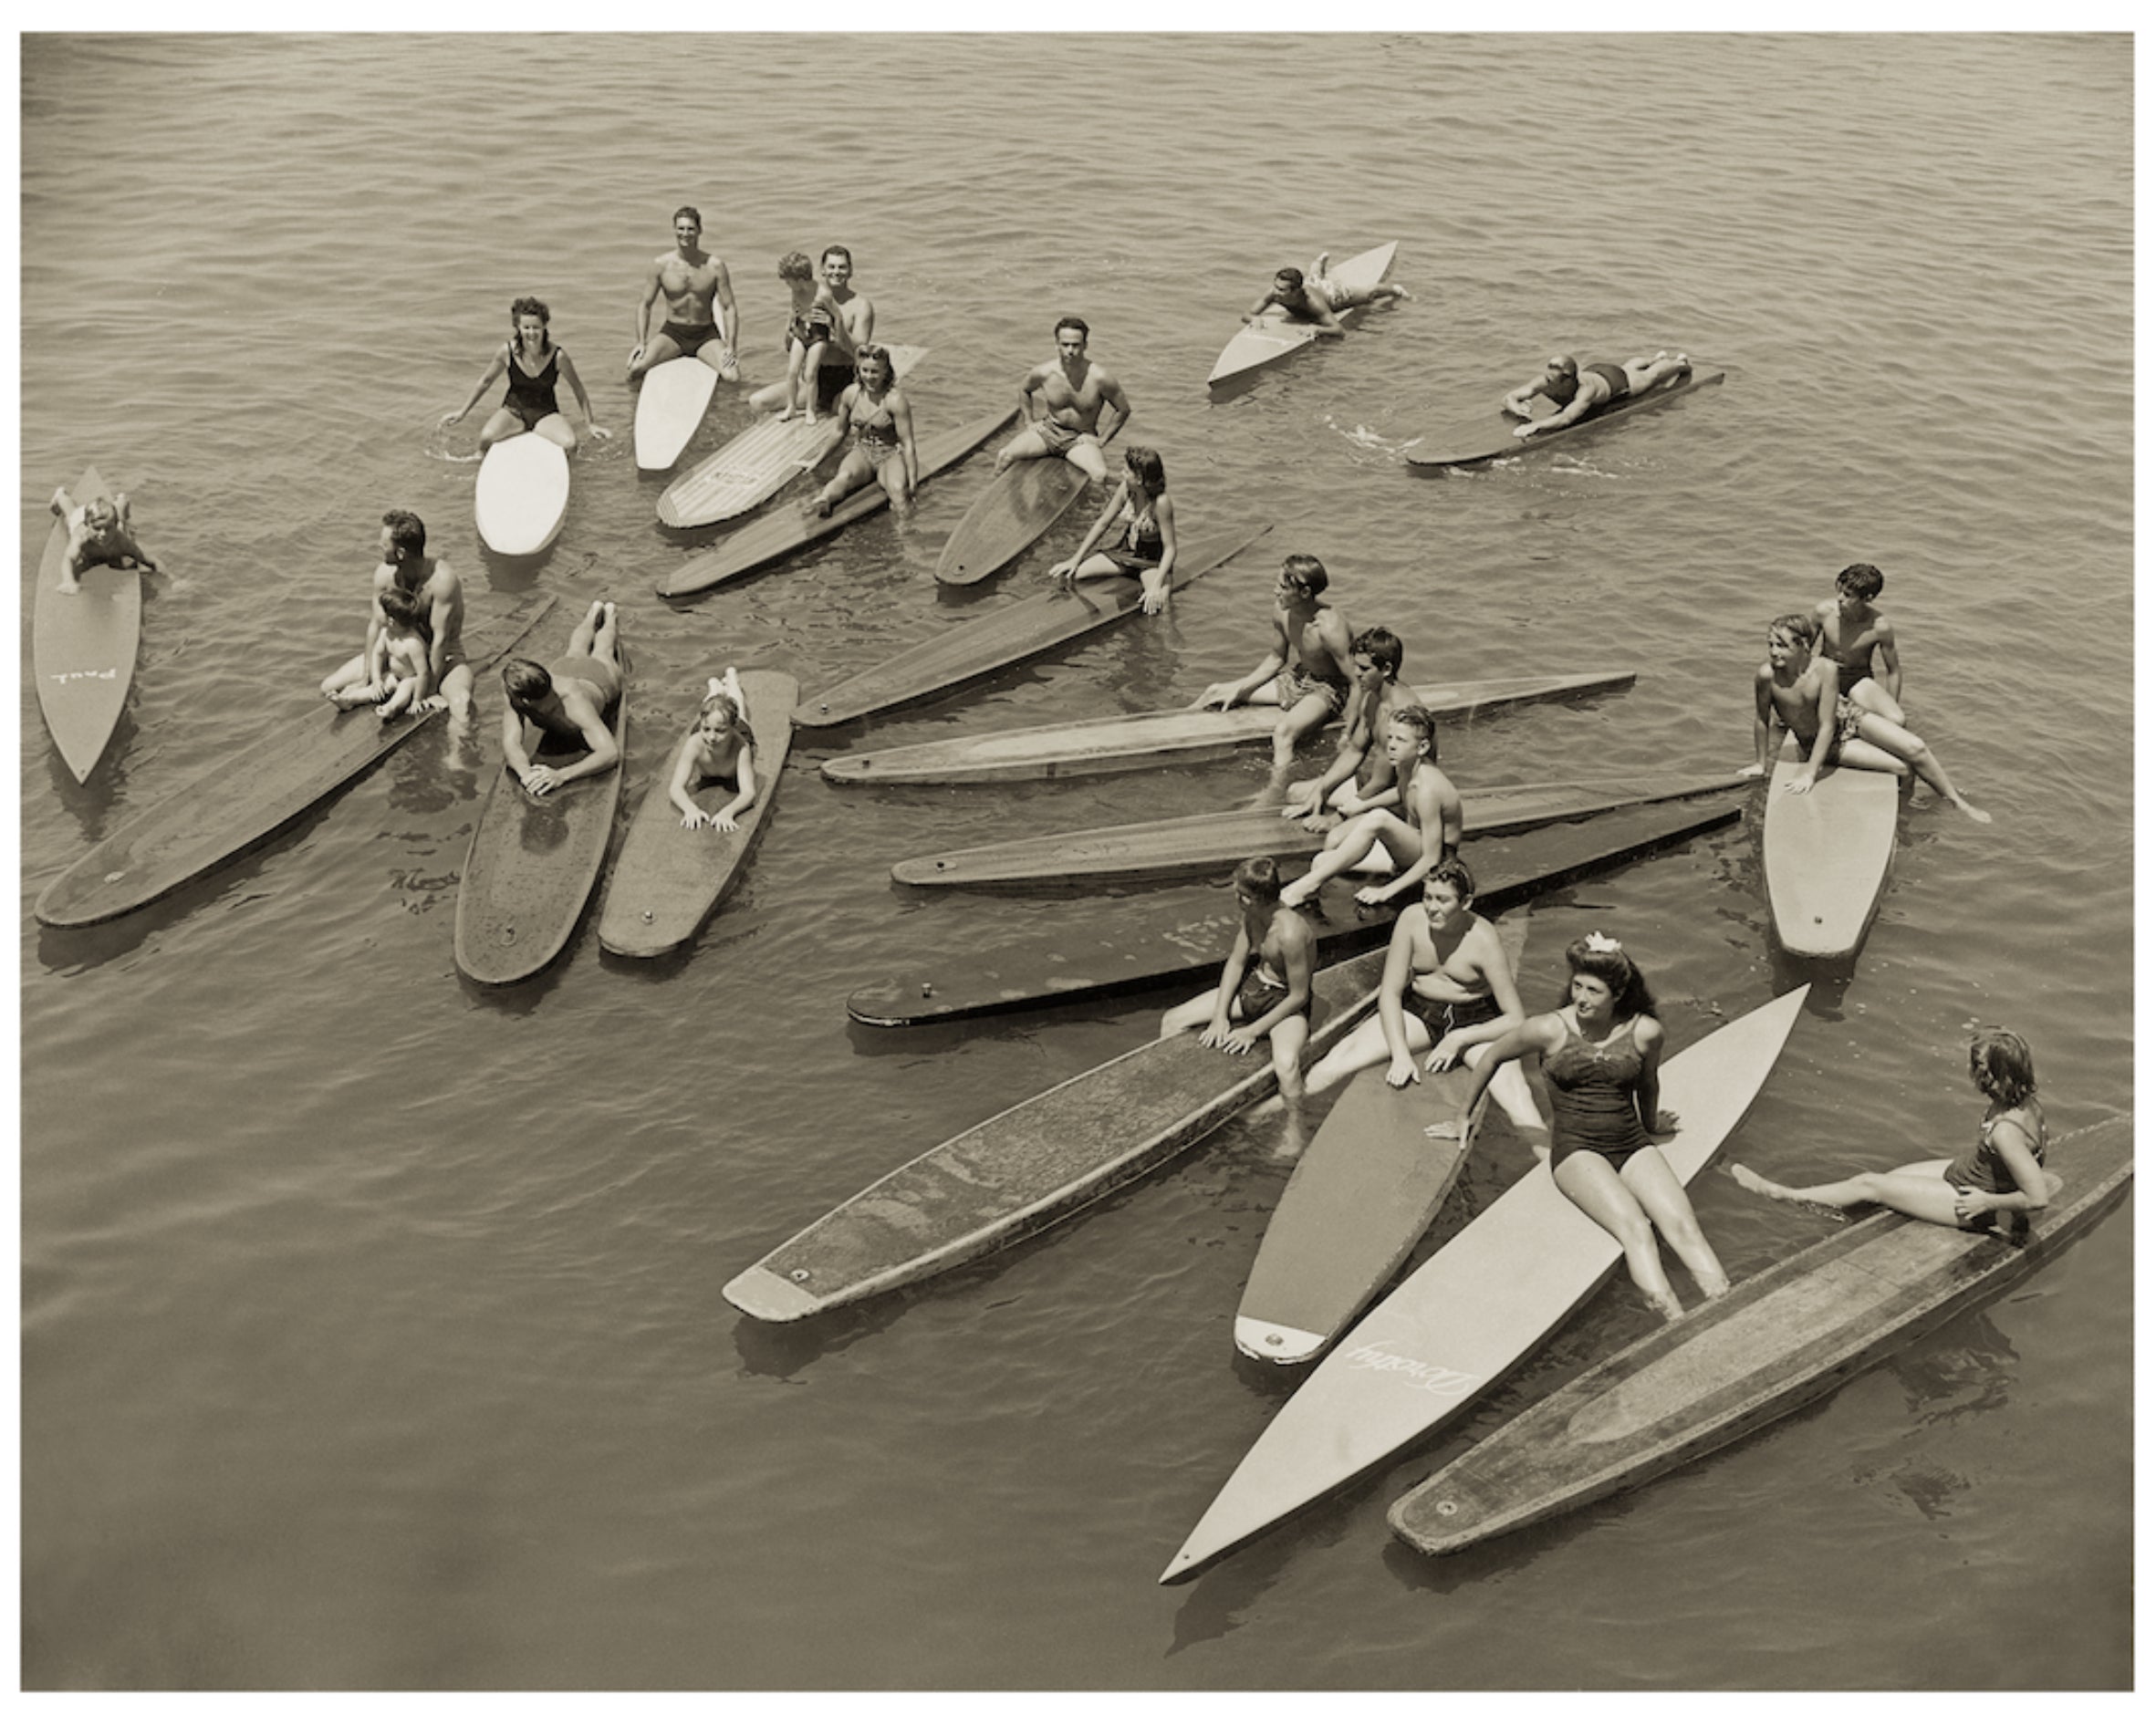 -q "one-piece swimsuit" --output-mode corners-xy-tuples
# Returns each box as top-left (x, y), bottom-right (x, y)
(1545, 1019), (1648, 1169)
(503, 344), (562, 431)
